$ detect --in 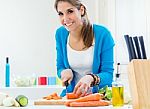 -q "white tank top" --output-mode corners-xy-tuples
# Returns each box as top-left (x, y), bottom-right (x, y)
(67, 36), (94, 84)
